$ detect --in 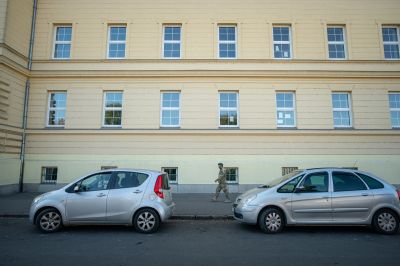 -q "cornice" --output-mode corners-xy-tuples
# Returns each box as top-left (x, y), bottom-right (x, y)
(26, 128), (400, 137)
